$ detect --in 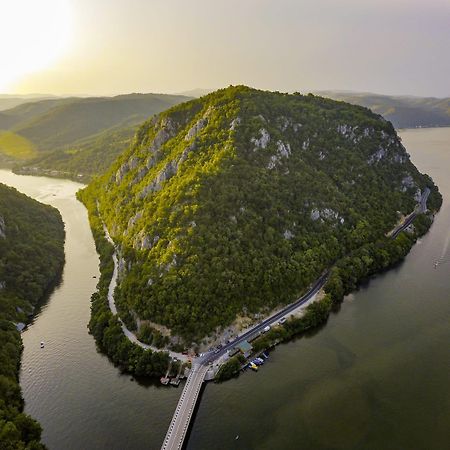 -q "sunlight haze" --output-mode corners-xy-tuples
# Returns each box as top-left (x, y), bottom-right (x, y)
(0, 0), (73, 92)
(3, 0), (450, 97)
